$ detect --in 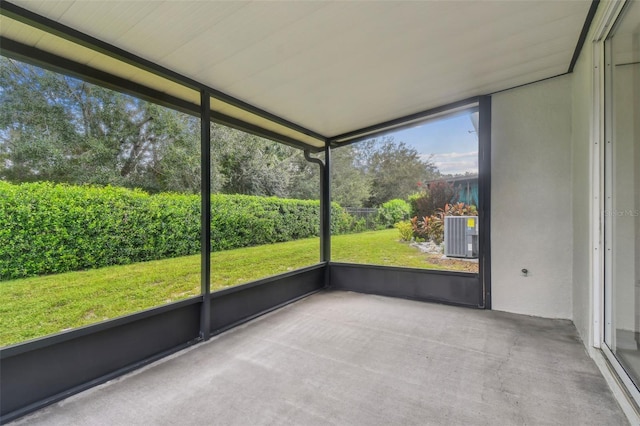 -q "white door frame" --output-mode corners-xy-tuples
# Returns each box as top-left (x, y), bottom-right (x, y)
(592, 0), (640, 405)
